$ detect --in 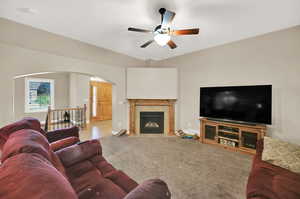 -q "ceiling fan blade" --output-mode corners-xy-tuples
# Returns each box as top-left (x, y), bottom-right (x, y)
(171, 28), (200, 35)
(167, 40), (177, 49)
(140, 40), (154, 48)
(161, 10), (176, 29)
(128, 27), (152, 33)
